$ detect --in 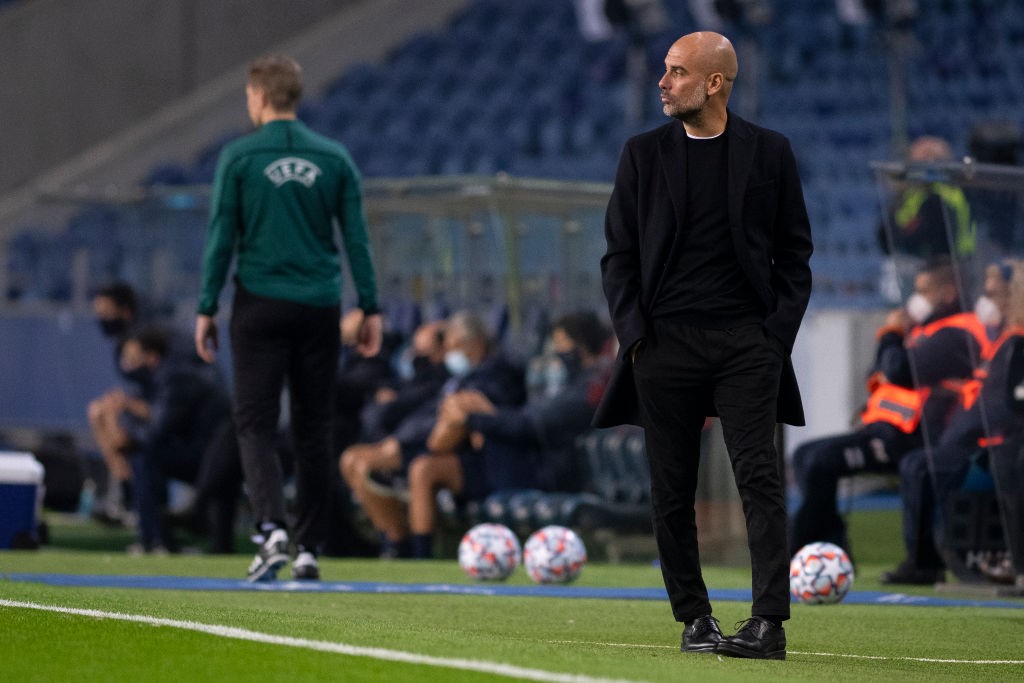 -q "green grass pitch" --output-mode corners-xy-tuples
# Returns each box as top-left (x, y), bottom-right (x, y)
(1, 509), (1022, 682)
